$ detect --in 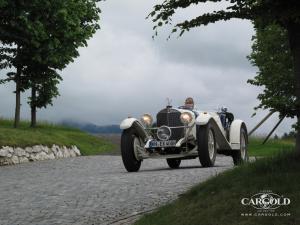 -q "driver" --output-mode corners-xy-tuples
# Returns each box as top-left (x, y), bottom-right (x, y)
(184, 97), (194, 110)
